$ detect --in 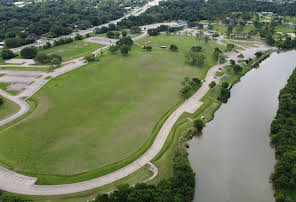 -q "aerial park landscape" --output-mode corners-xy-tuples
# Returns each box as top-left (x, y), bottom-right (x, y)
(0, 0), (296, 201)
